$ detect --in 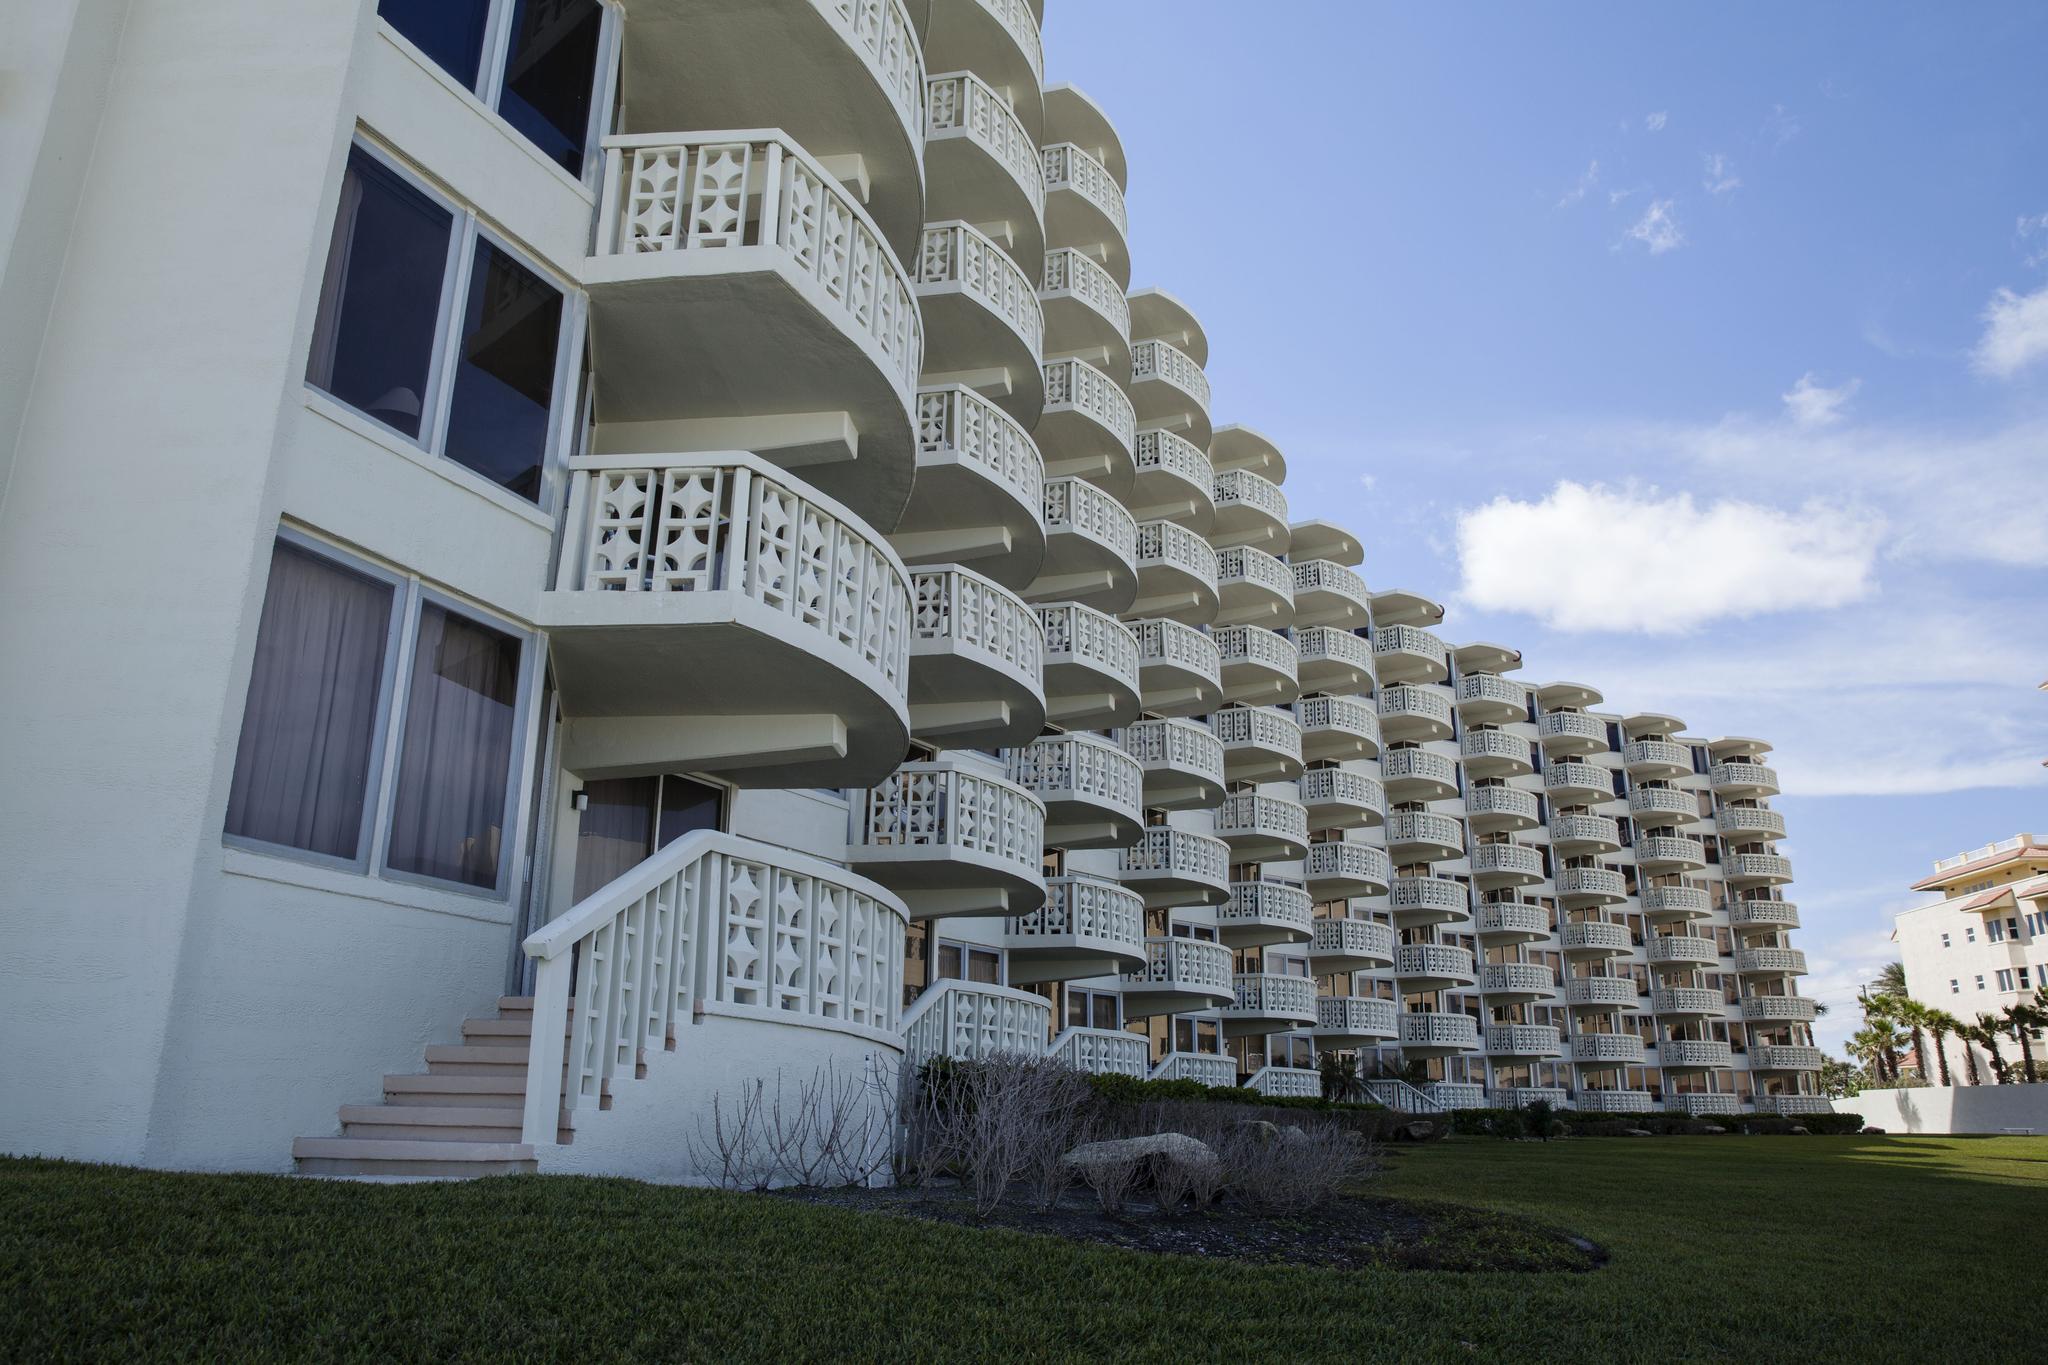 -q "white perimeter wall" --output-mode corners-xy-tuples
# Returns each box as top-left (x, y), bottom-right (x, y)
(1848, 1086), (2048, 1135)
